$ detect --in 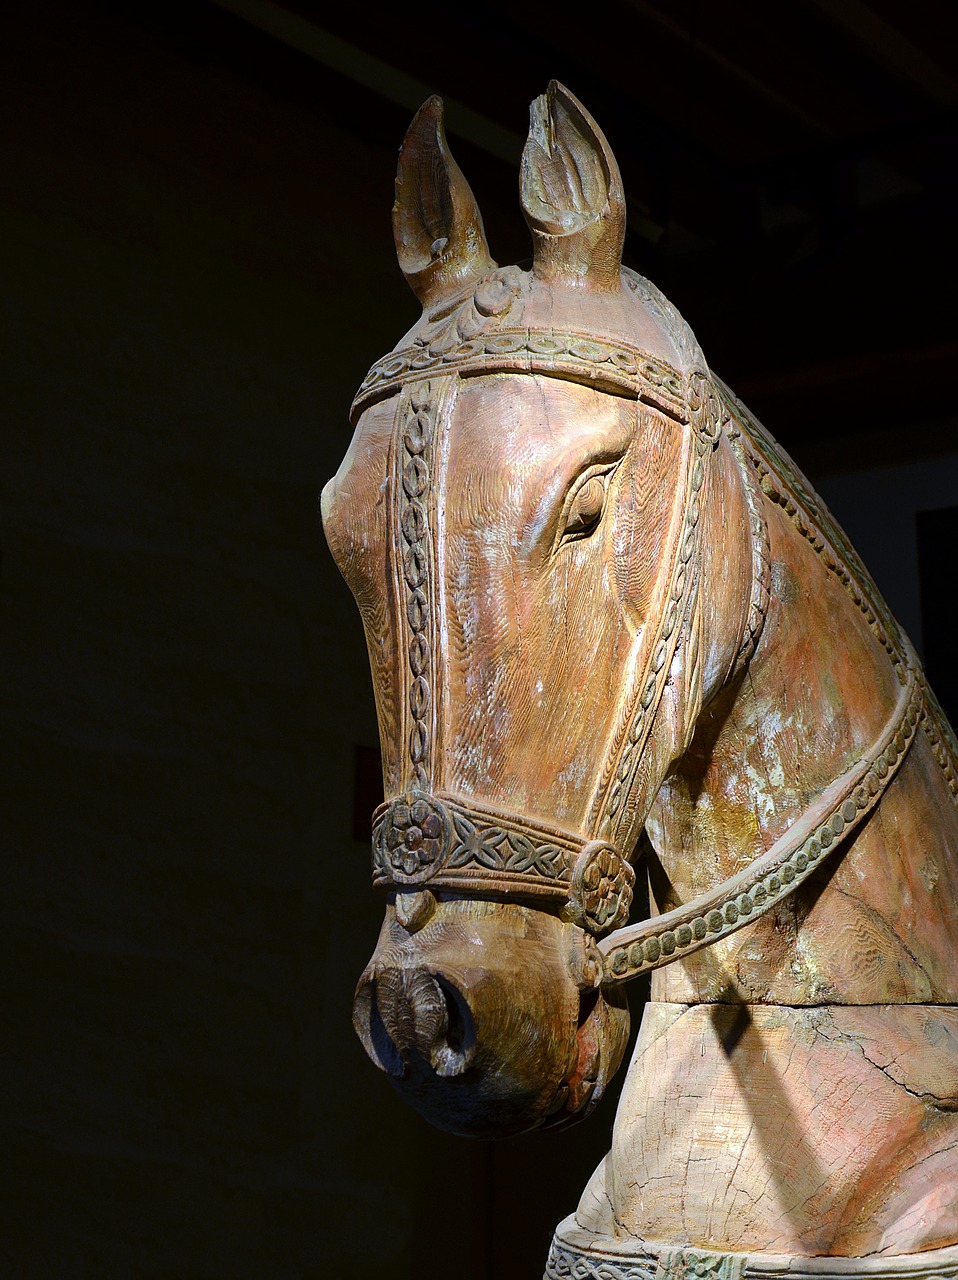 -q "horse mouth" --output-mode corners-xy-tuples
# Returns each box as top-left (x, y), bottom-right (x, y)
(539, 985), (615, 1130)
